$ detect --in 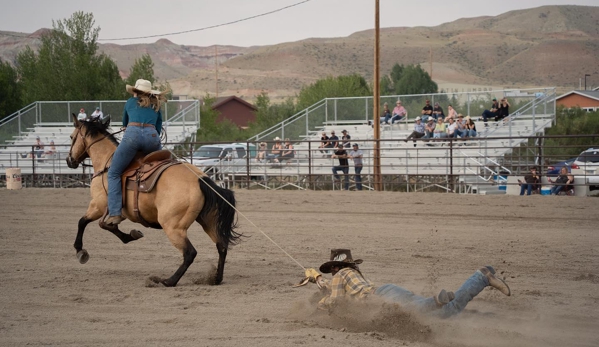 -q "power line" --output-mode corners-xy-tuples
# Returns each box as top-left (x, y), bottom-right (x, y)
(97, 0), (313, 42)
